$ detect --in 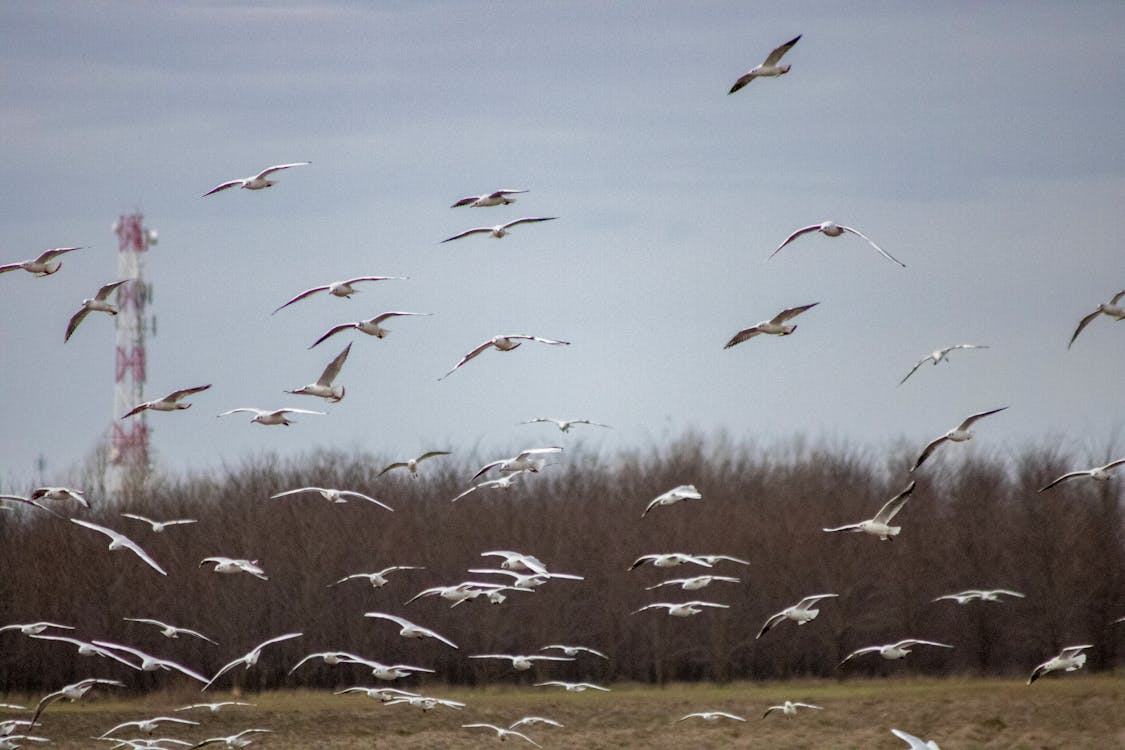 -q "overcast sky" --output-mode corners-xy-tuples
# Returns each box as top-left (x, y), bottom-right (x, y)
(2, 1), (1123, 490)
